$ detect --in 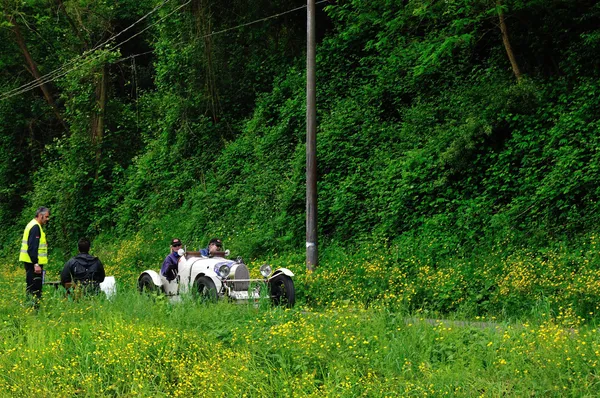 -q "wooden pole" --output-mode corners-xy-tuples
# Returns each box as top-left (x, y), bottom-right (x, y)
(306, 0), (318, 272)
